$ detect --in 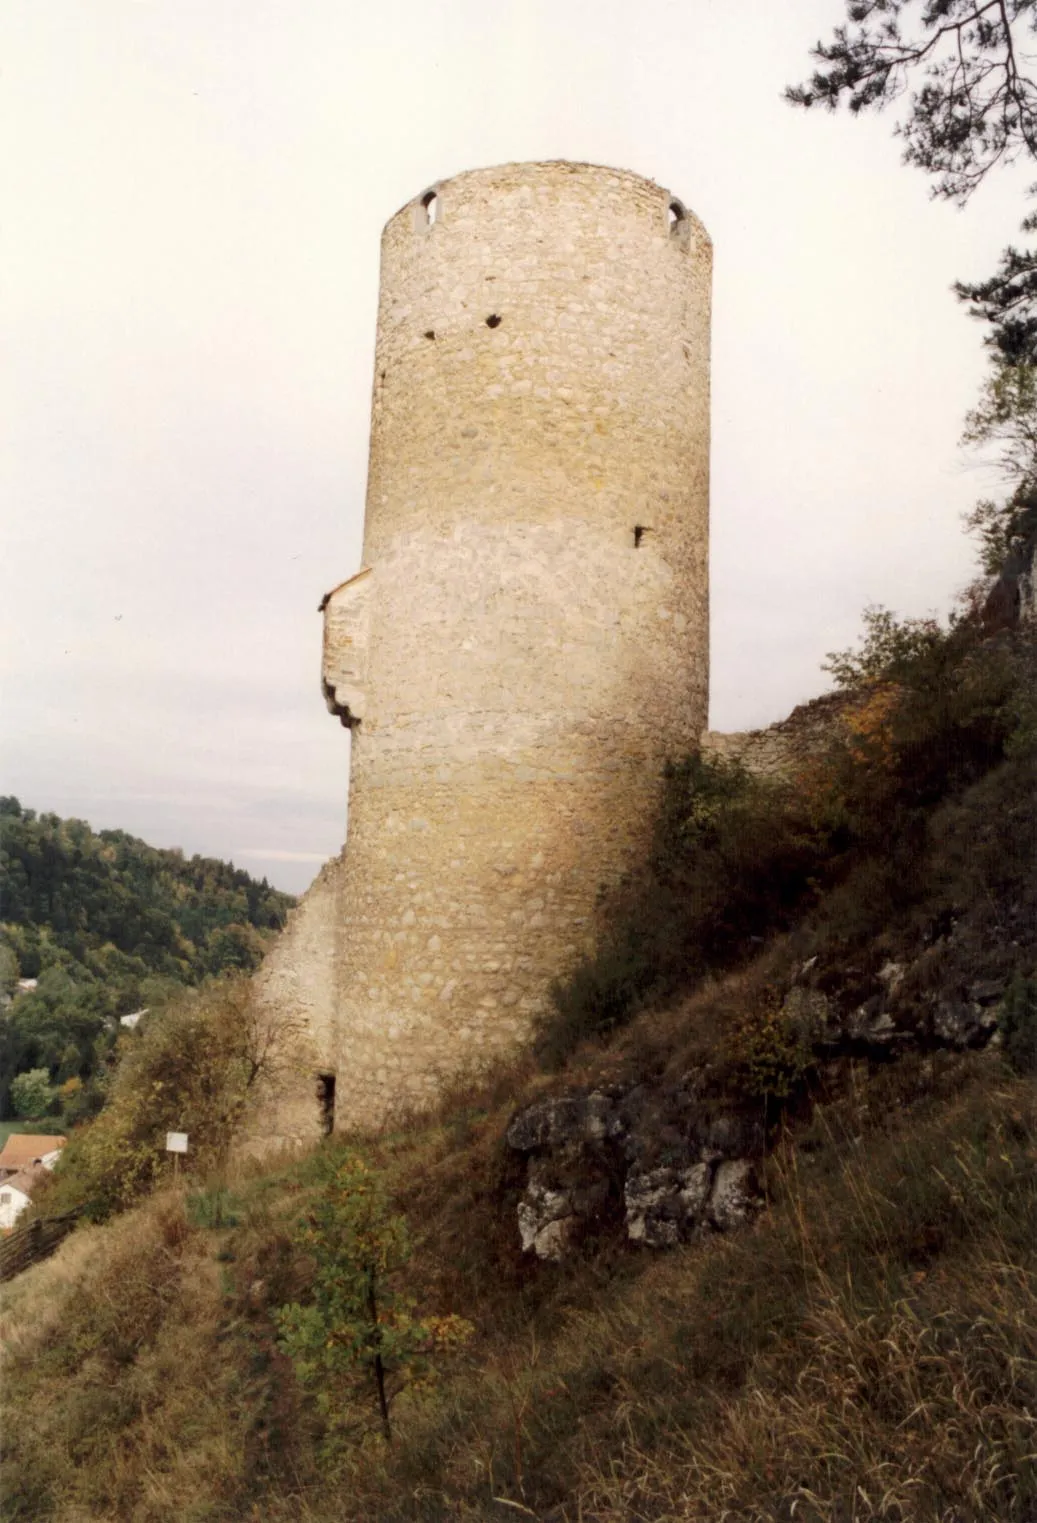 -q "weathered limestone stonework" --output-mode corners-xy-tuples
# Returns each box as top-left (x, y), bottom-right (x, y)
(240, 857), (343, 1151)
(700, 691), (856, 782)
(306, 161), (712, 1130)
